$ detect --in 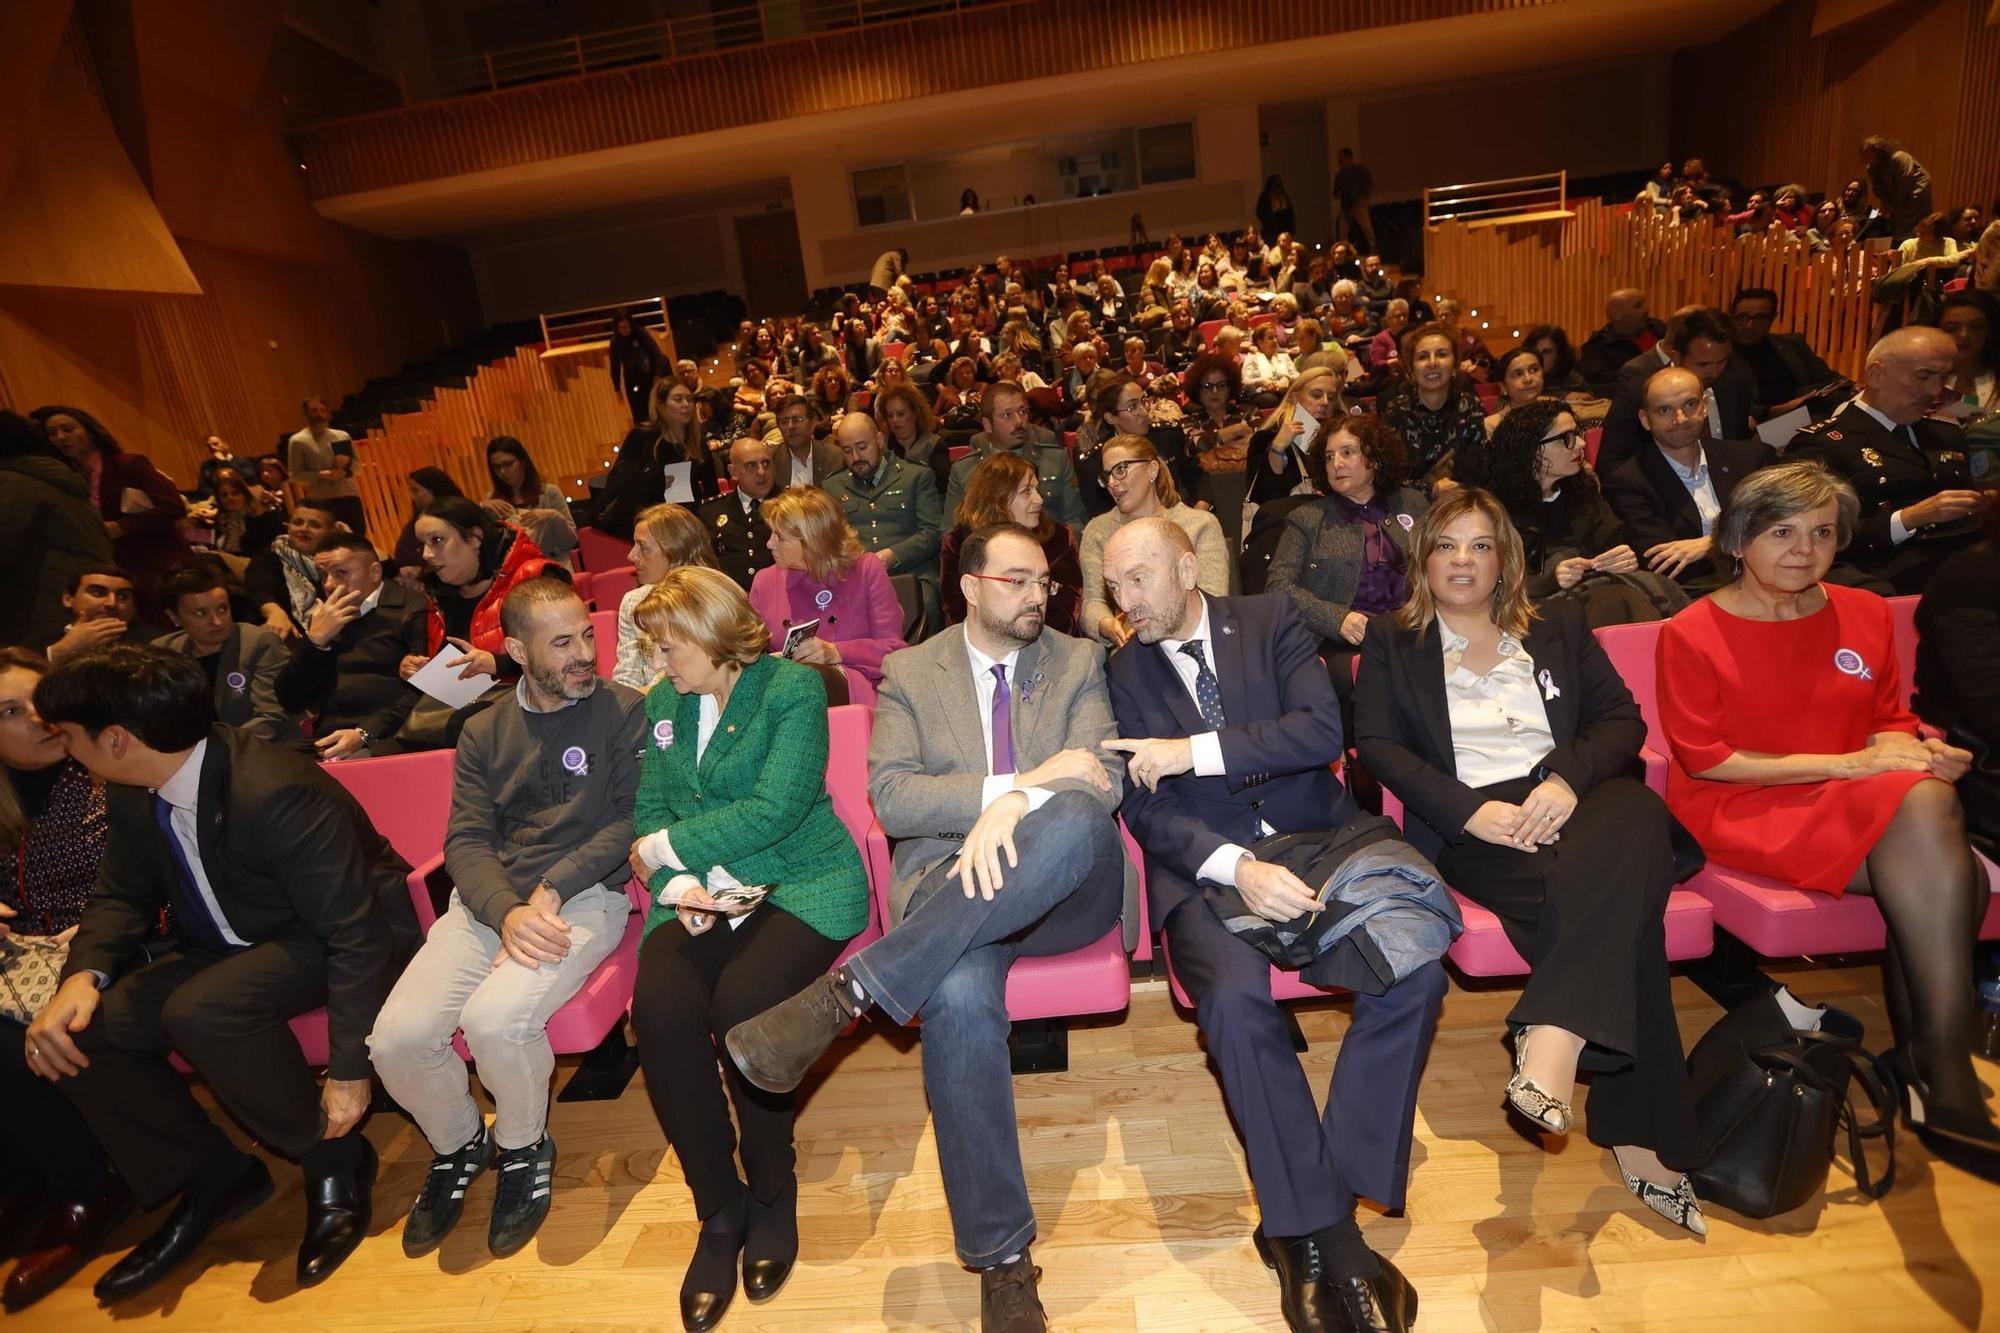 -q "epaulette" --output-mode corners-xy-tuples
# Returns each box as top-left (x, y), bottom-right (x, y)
(1791, 414), (1842, 437)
